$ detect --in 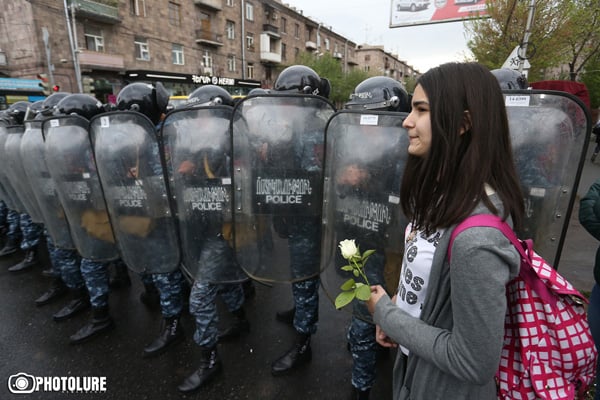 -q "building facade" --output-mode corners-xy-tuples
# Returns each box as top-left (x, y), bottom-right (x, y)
(0, 0), (420, 104)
